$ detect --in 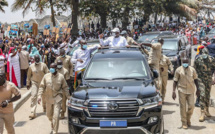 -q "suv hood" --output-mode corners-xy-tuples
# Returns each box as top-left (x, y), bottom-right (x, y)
(73, 81), (157, 100)
(162, 49), (177, 57)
